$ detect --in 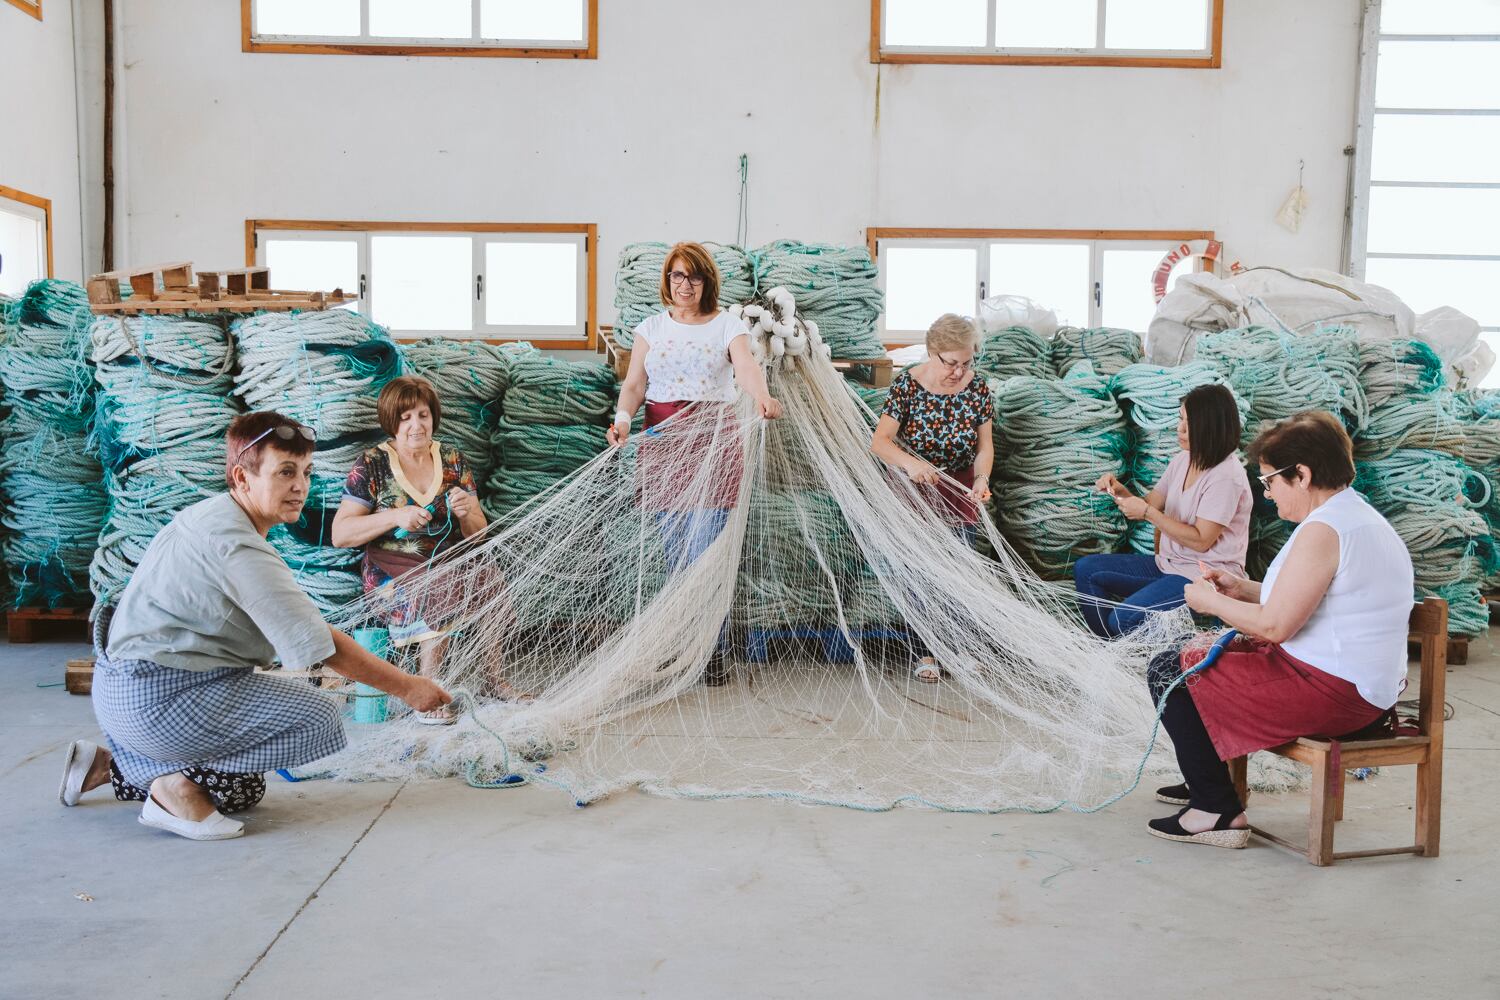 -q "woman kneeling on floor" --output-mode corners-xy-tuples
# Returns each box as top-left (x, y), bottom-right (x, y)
(1146, 410), (1413, 849)
(58, 411), (450, 841)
